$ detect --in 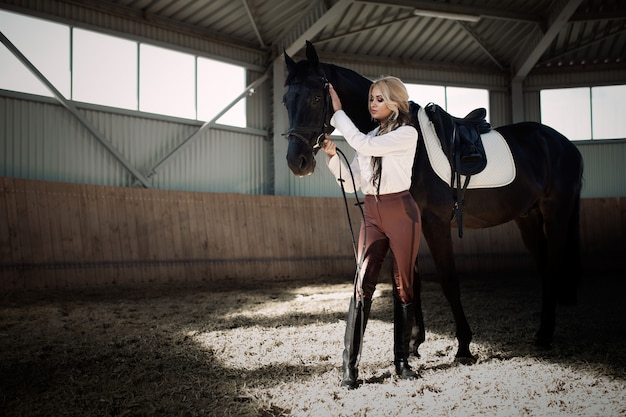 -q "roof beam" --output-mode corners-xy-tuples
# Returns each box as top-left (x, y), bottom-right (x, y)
(242, 0), (266, 48)
(537, 27), (626, 66)
(279, 0), (354, 58)
(569, 10), (626, 22)
(458, 21), (505, 70)
(314, 14), (415, 45)
(511, 0), (584, 81)
(358, 0), (541, 23)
